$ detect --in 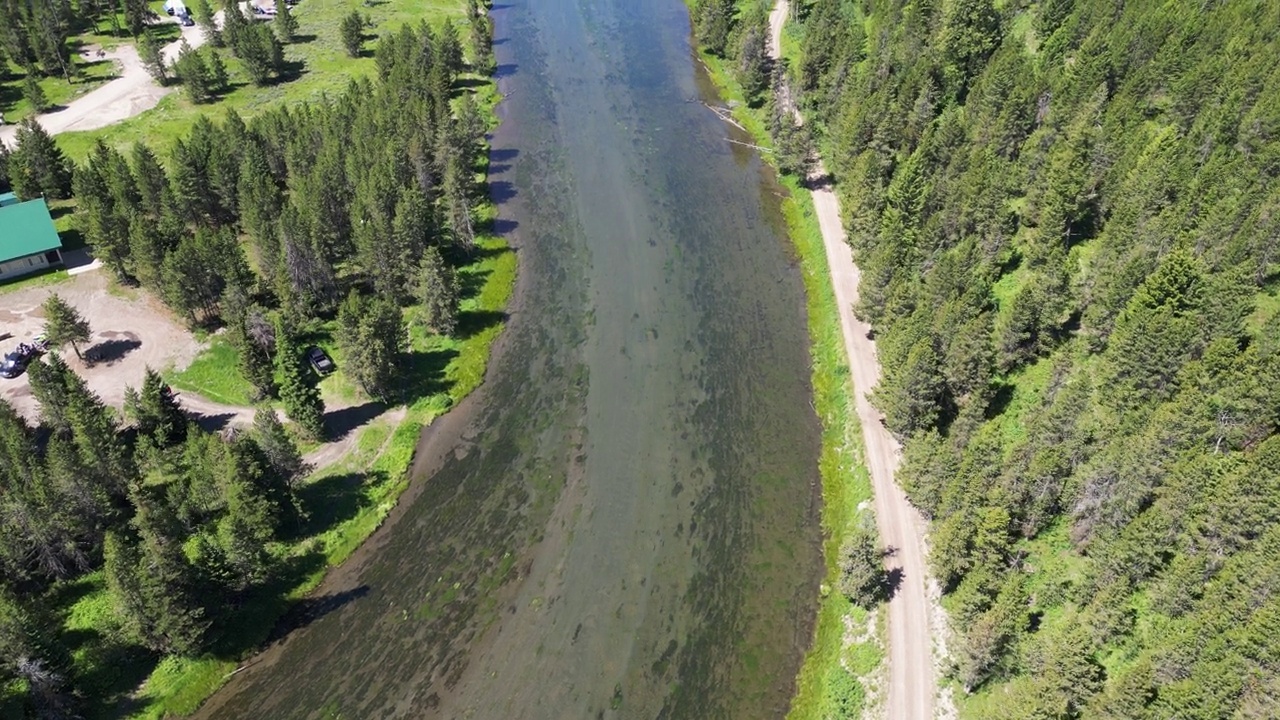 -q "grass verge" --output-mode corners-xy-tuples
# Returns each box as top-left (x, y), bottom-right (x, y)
(55, 0), (475, 161)
(694, 37), (883, 720)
